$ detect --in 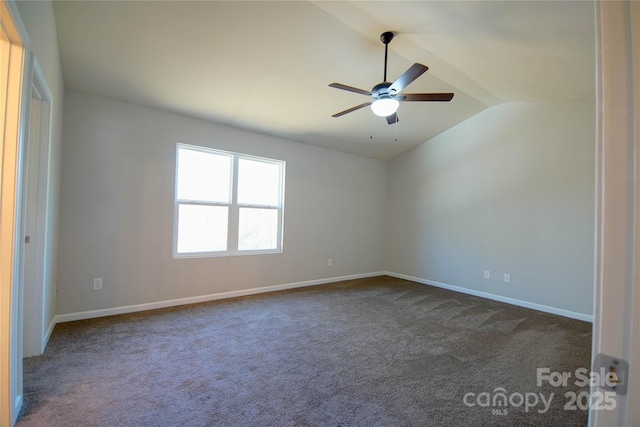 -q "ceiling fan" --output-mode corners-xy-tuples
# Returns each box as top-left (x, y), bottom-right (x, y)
(329, 31), (454, 125)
